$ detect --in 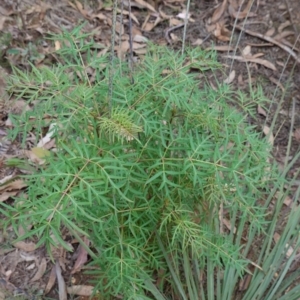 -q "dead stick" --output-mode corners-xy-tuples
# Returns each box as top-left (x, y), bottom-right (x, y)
(234, 24), (300, 64)
(165, 24), (184, 44)
(128, 0), (134, 84)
